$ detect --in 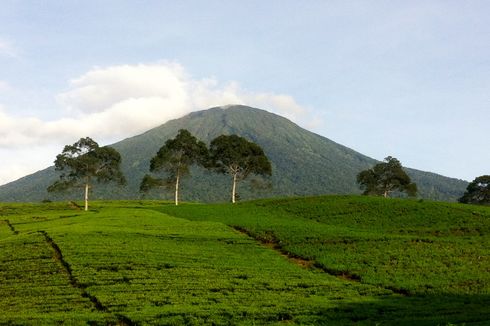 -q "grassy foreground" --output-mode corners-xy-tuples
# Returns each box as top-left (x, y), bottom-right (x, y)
(1, 196), (489, 325)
